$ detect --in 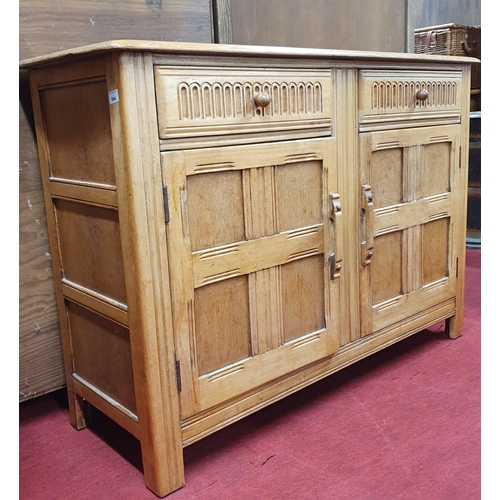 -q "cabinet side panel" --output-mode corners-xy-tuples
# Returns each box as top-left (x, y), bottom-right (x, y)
(55, 200), (127, 304)
(40, 80), (116, 186)
(68, 302), (136, 414)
